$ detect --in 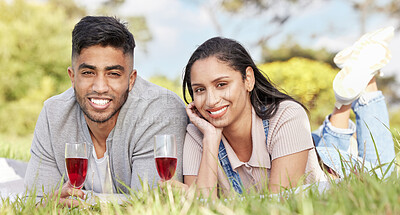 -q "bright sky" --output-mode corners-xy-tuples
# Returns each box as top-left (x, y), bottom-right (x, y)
(78, 0), (399, 80)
